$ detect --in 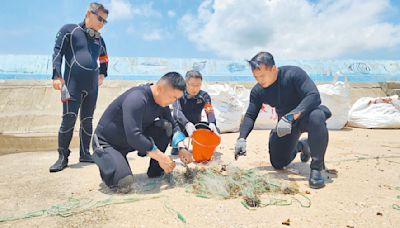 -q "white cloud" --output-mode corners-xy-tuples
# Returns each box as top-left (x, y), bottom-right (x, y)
(106, 0), (161, 21)
(179, 0), (400, 59)
(107, 0), (134, 21)
(142, 29), (172, 41)
(142, 30), (162, 41)
(133, 2), (162, 18)
(167, 10), (176, 18)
